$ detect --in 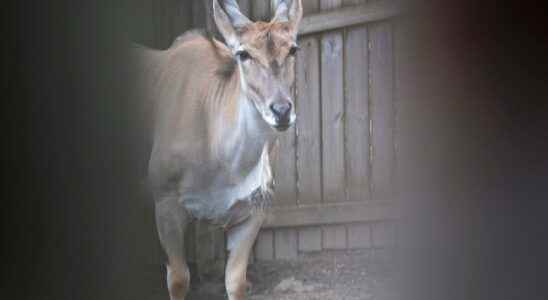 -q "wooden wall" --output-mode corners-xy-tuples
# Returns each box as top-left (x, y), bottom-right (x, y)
(255, 0), (402, 259)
